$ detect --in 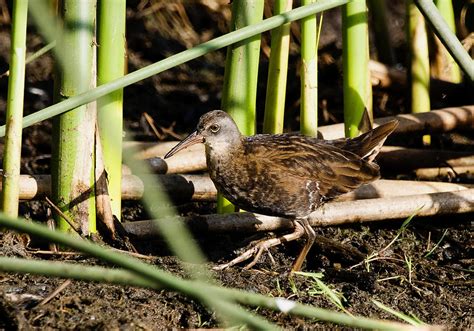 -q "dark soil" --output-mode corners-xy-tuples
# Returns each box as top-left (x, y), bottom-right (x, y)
(0, 0), (473, 329)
